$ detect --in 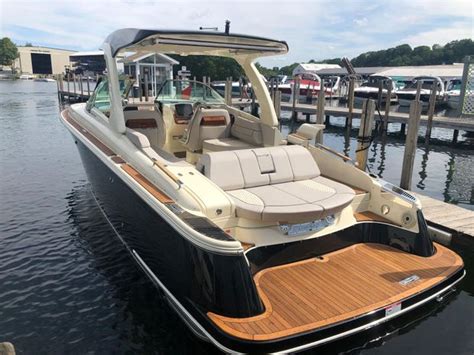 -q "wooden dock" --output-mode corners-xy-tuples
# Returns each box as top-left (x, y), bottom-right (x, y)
(416, 193), (474, 238)
(232, 99), (474, 132)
